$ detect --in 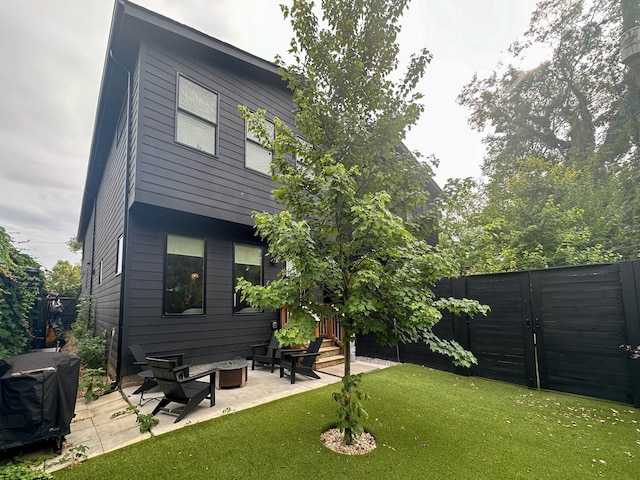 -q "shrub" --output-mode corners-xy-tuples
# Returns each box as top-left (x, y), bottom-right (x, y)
(79, 368), (112, 402)
(0, 459), (51, 479)
(72, 296), (106, 369)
